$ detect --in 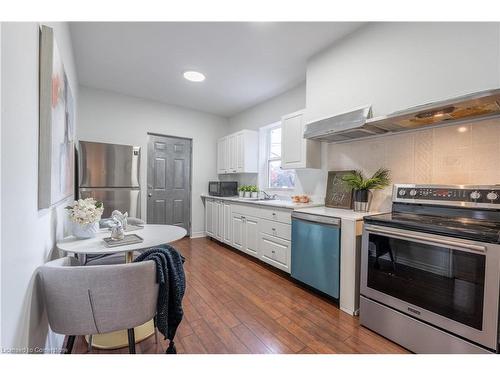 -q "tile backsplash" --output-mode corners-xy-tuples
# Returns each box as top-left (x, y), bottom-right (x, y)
(327, 118), (500, 212)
